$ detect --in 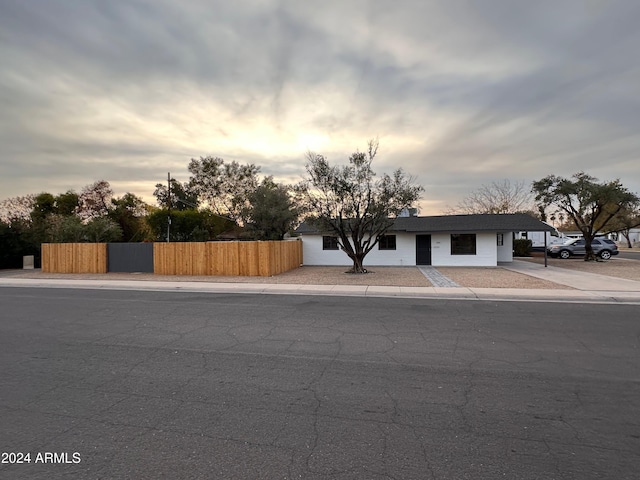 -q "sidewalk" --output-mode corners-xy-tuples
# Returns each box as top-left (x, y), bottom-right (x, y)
(503, 260), (640, 292)
(1, 261), (640, 304)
